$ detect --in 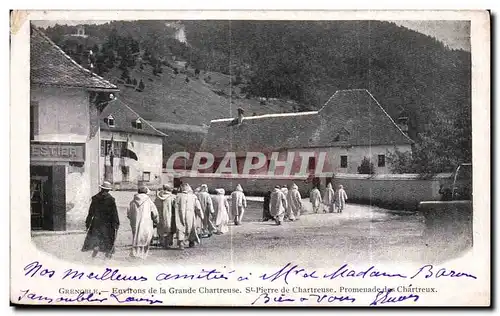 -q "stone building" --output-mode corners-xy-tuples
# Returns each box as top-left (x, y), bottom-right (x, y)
(99, 99), (167, 189)
(30, 27), (118, 231)
(200, 89), (413, 182)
